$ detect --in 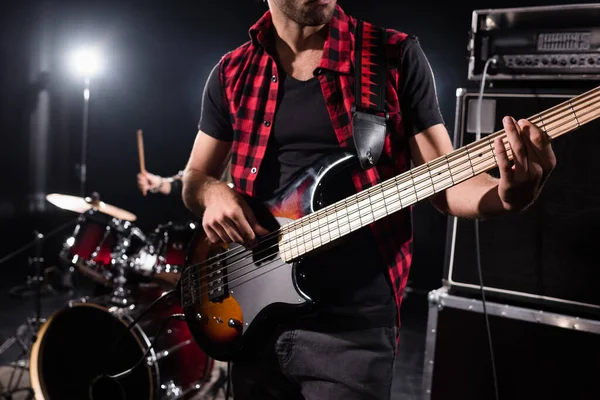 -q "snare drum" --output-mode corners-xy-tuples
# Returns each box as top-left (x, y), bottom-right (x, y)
(29, 285), (213, 399)
(61, 210), (148, 286)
